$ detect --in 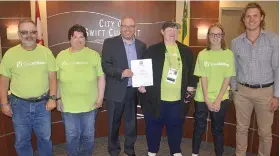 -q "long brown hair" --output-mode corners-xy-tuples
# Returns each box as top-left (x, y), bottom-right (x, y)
(240, 2), (266, 29)
(206, 23), (226, 50)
